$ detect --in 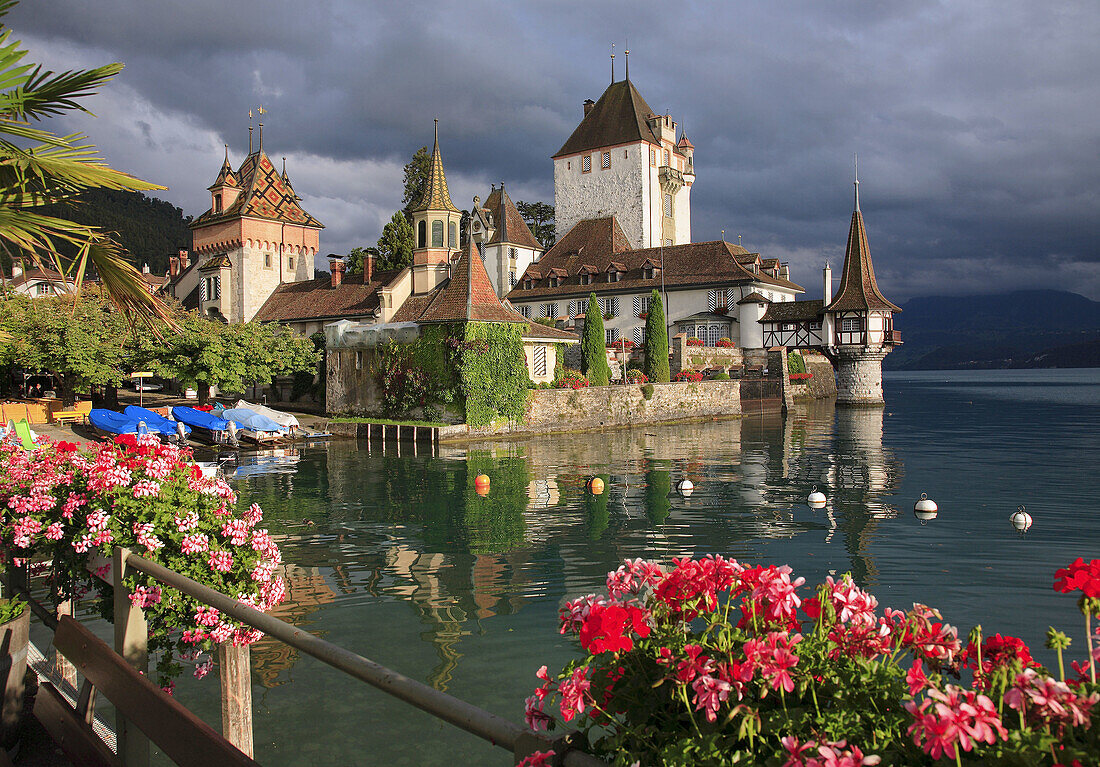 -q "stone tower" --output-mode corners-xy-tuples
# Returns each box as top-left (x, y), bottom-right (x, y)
(470, 184), (543, 298)
(410, 120), (463, 295)
(553, 77), (694, 249)
(825, 178), (901, 405)
(190, 130), (323, 323)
